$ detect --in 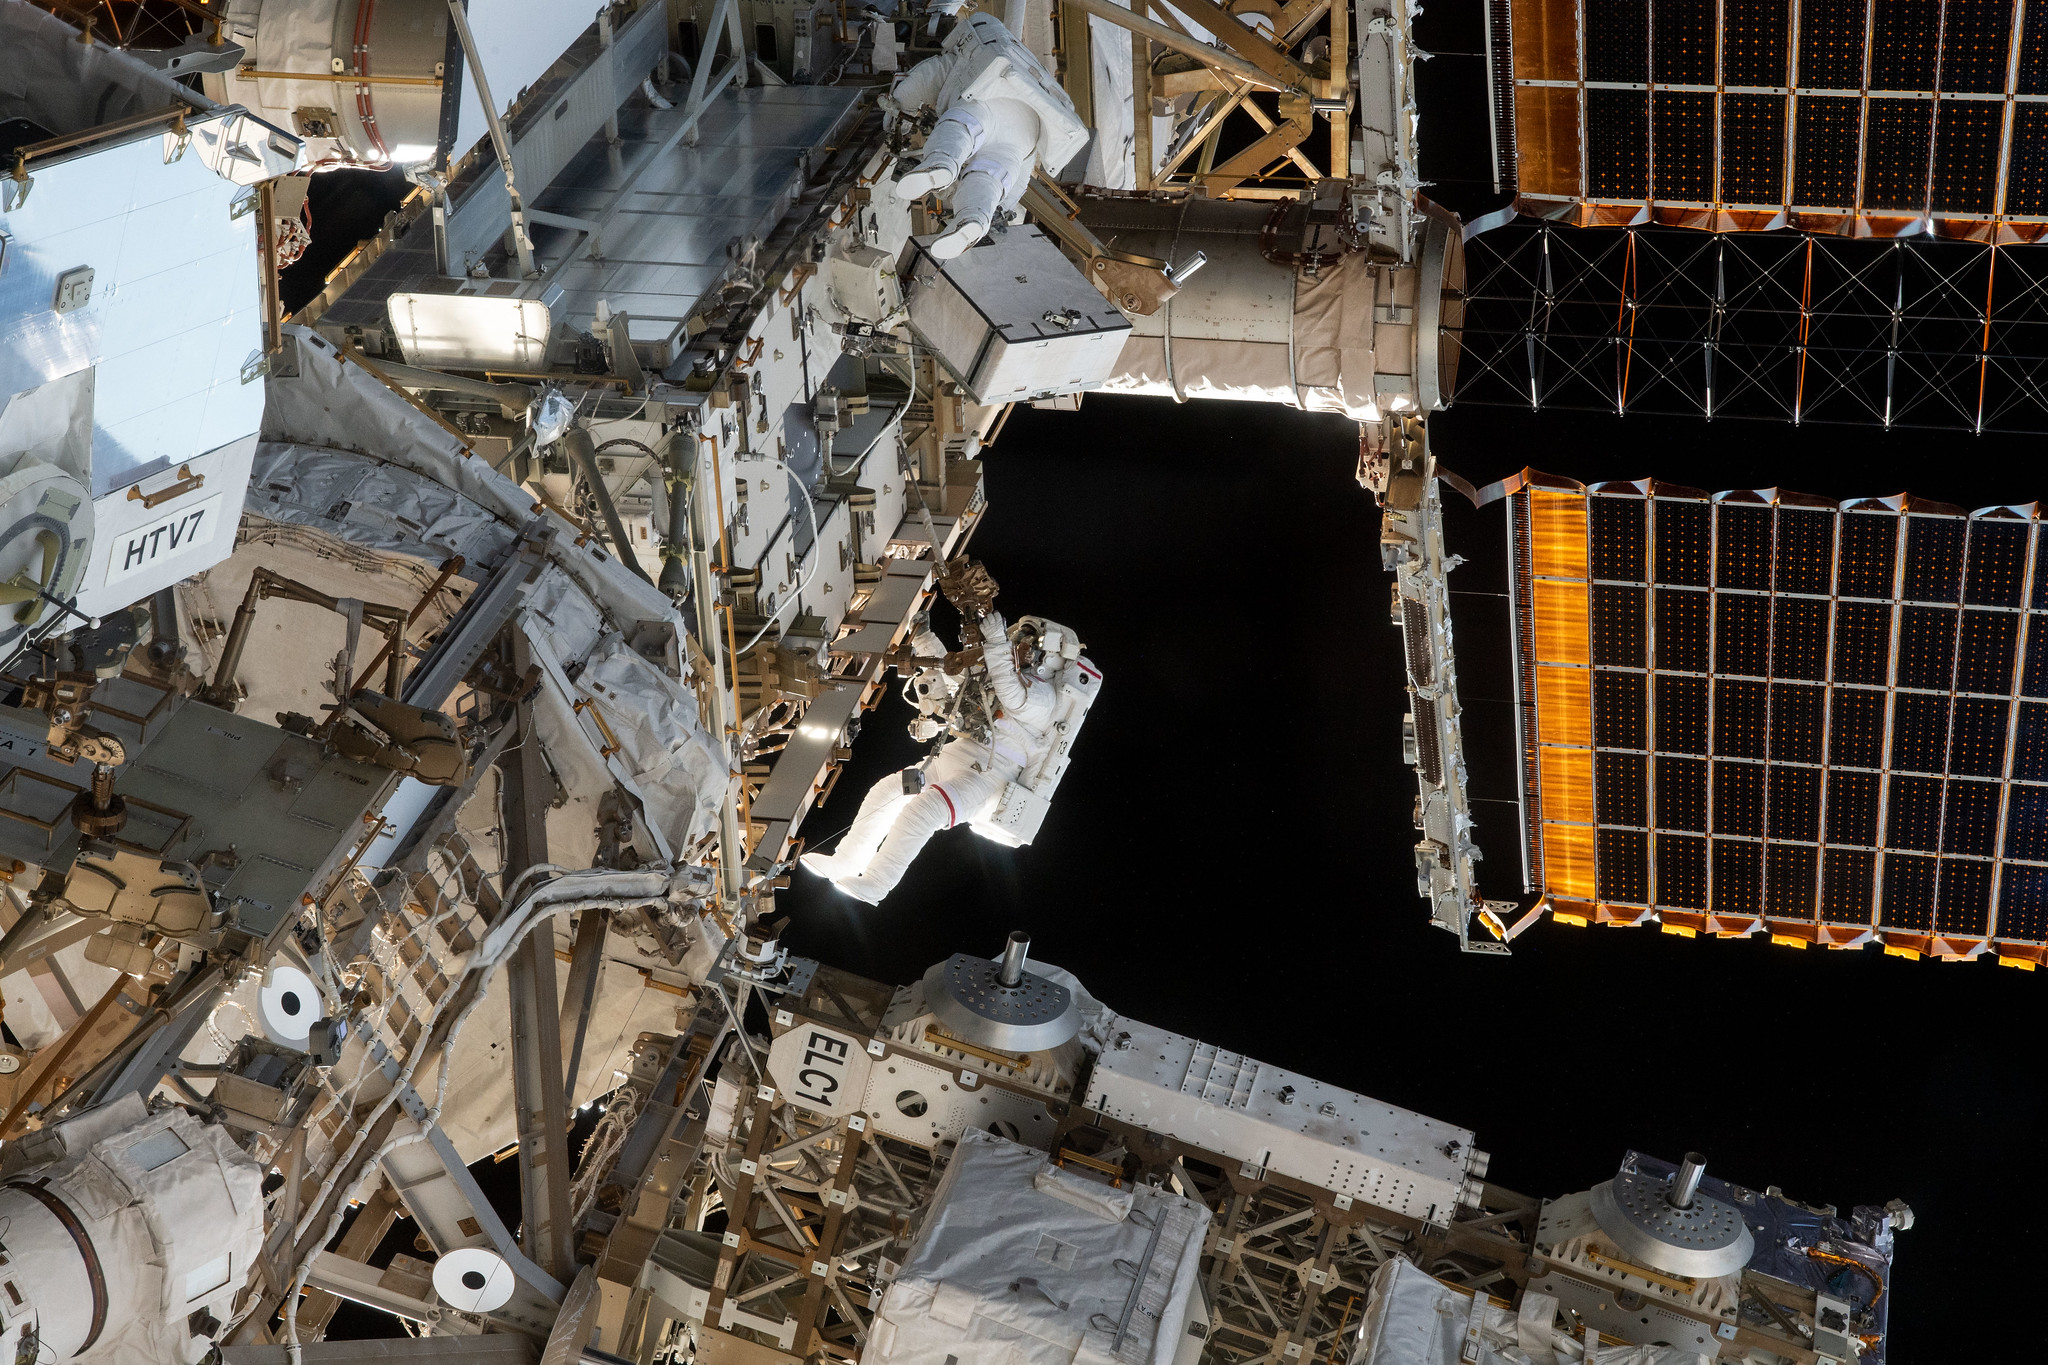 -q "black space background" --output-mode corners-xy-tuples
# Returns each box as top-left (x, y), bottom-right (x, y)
(288, 10), (2045, 1356)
